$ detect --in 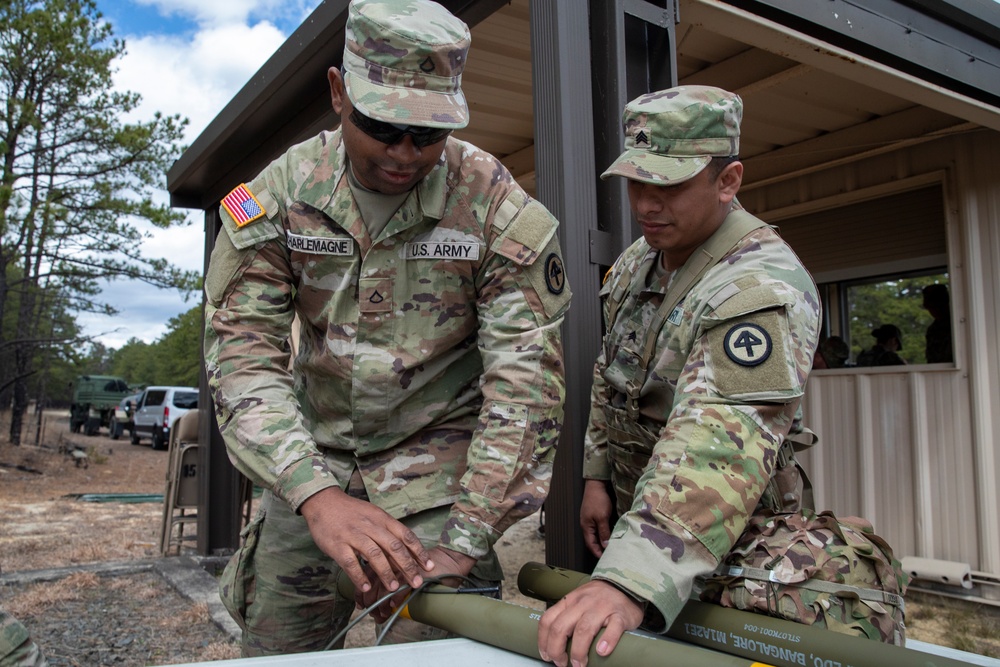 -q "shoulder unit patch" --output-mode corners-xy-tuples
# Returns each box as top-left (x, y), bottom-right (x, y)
(723, 322), (772, 367)
(544, 253), (566, 294)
